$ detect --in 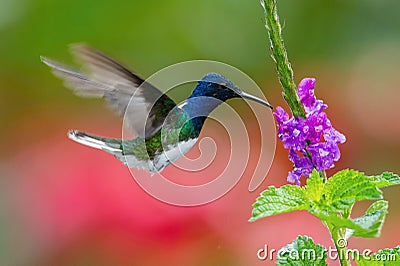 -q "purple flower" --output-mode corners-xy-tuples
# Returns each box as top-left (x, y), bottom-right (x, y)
(274, 78), (345, 184)
(307, 142), (339, 171)
(298, 78), (316, 109)
(289, 148), (313, 171)
(274, 106), (289, 124)
(304, 111), (331, 144)
(287, 171), (302, 186)
(307, 99), (328, 115)
(287, 148), (313, 185)
(324, 127), (346, 144)
(274, 107), (308, 150)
